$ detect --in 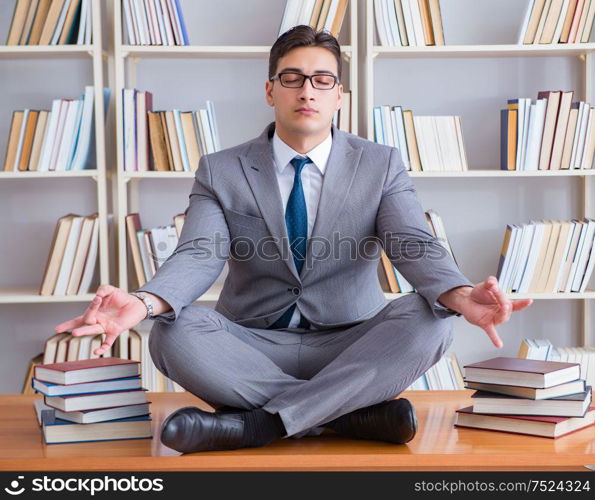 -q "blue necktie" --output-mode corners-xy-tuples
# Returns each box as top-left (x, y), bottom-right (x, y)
(269, 156), (312, 330)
